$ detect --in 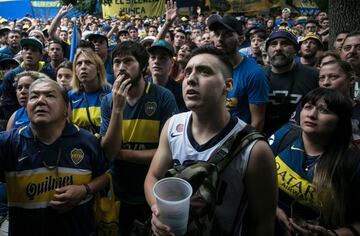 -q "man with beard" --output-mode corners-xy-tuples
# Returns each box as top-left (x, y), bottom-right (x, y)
(100, 41), (178, 236)
(340, 31), (360, 99)
(264, 28), (319, 136)
(1, 37), (54, 120)
(207, 15), (269, 131)
(0, 30), (21, 60)
(297, 32), (323, 67)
